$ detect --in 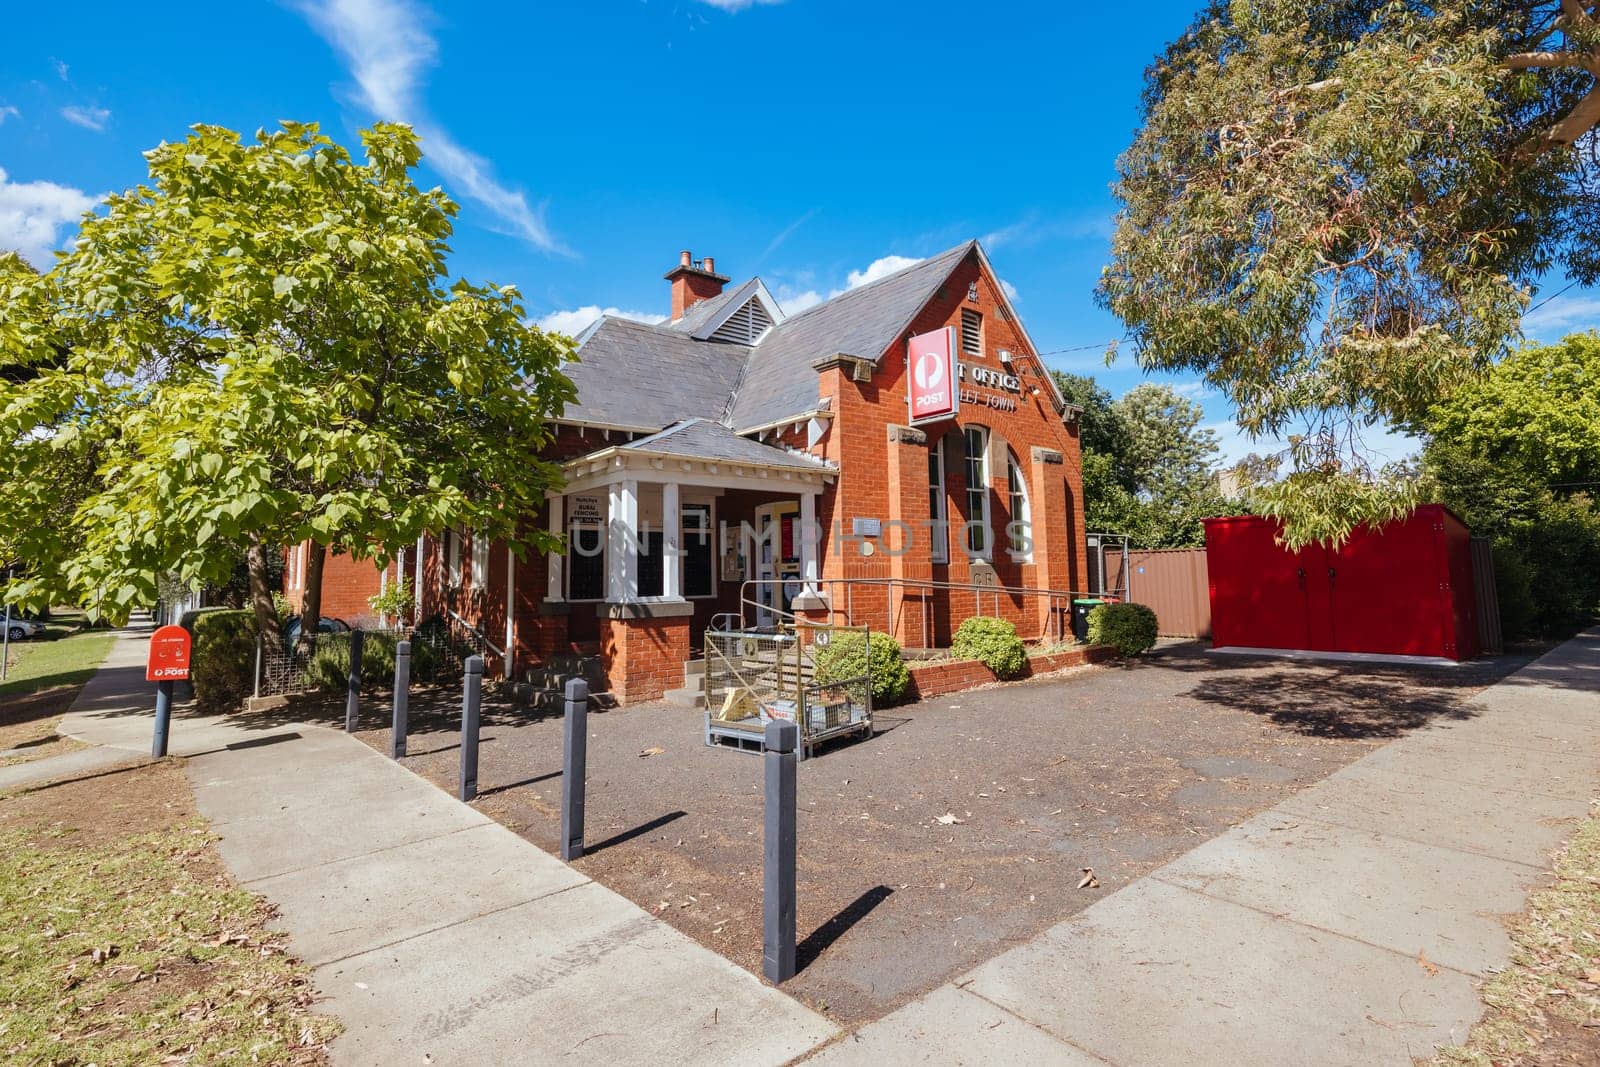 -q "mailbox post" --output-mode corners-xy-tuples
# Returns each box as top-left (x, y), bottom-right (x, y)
(146, 624), (192, 757)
